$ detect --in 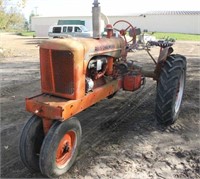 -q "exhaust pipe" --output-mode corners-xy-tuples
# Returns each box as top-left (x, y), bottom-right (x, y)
(92, 0), (101, 39)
